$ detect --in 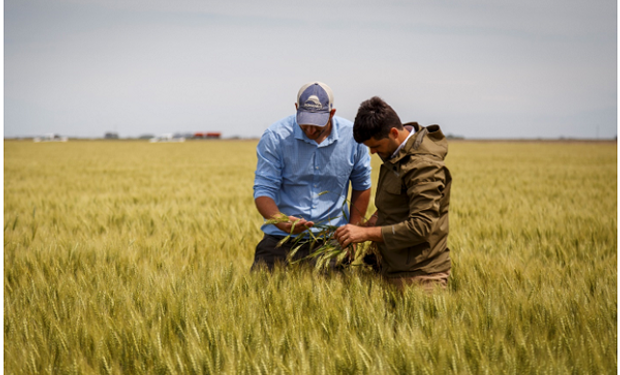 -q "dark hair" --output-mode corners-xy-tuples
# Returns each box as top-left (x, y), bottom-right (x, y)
(353, 96), (403, 143)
